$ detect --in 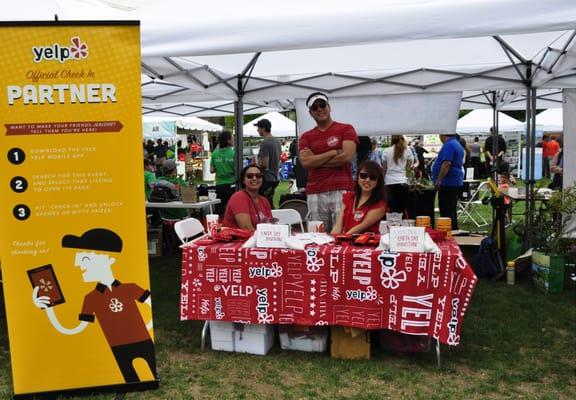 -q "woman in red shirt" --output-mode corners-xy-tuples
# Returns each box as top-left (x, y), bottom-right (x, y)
(222, 165), (273, 230)
(332, 160), (387, 234)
